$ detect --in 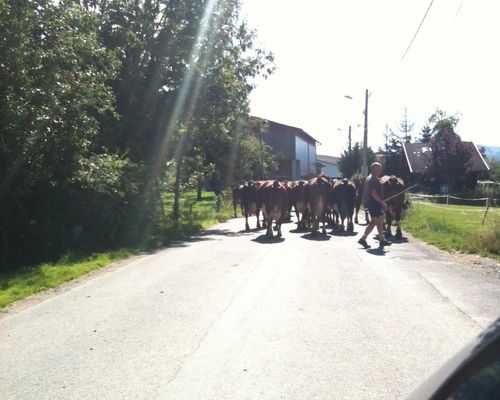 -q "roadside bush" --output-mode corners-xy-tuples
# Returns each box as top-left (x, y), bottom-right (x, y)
(71, 154), (145, 249)
(473, 225), (500, 256)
